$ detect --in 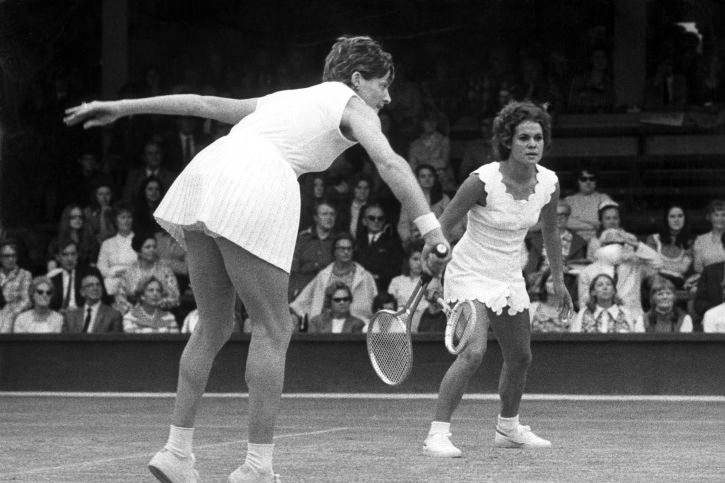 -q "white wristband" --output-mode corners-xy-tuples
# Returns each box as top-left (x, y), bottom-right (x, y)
(413, 212), (440, 236)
